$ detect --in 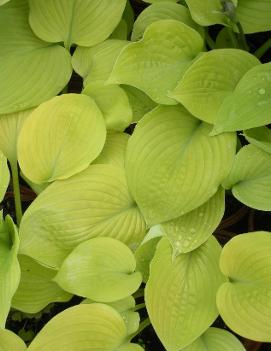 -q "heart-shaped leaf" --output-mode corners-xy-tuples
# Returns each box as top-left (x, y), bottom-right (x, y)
(145, 236), (225, 351)
(19, 164), (146, 268)
(217, 231), (271, 341)
(126, 105), (236, 225)
(55, 237), (142, 302)
(18, 94), (106, 184)
(108, 19), (204, 105)
(243, 126), (271, 154)
(28, 0), (126, 49)
(185, 0), (227, 26)
(0, 329), (26, 351)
